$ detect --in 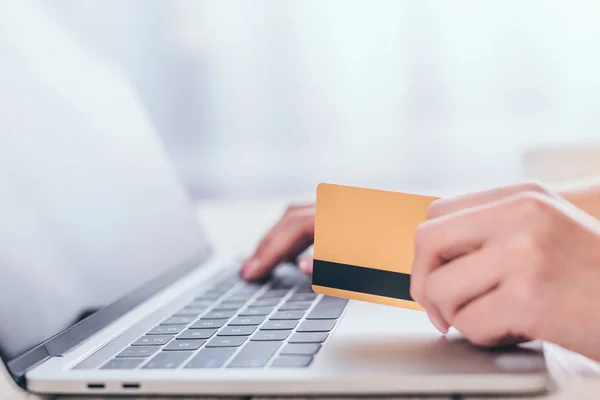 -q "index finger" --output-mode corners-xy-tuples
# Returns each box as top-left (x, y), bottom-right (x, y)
(242, 205), (315, 280)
